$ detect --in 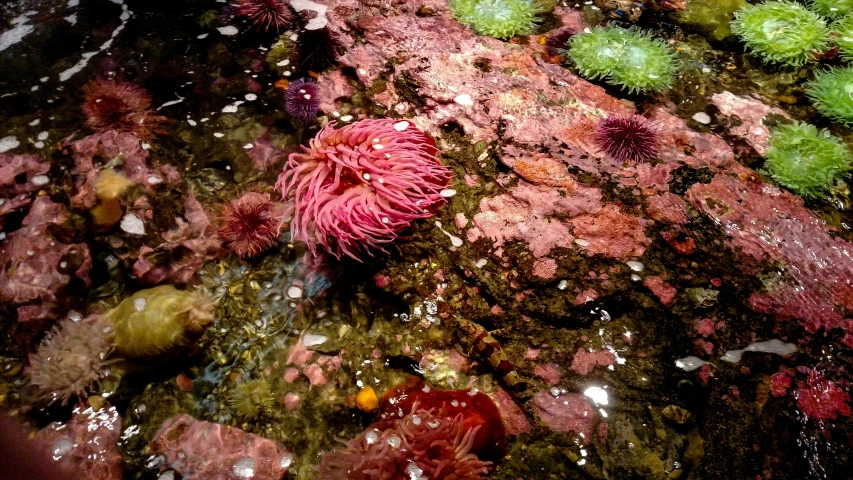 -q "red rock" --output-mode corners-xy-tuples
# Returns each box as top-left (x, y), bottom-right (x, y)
(34, 406), (123, 480)
(643, 275), (677, 306)
(710, 92), (790, 157)
(689, 174), (853, 337)
(149, 414), (292, 480)
(176, 373), (194, 392)
(794, 369), (852, 421)
(0, 153), (49, 229)
(0, 197), (91, 321)
(570, 205), (648, 259)
(570, 348), (616, 375)
(303, 364), (328, 386)
(573, 288), (599, 306)
(646, 193), (689, 224)
(769, 371), (791, 397)
(283, 392), (300, 410)
(531, 390), (596, 444)
(316, 68), (356, 115)
(693, 318), (716, 337)
(488, 387), (531, 435)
